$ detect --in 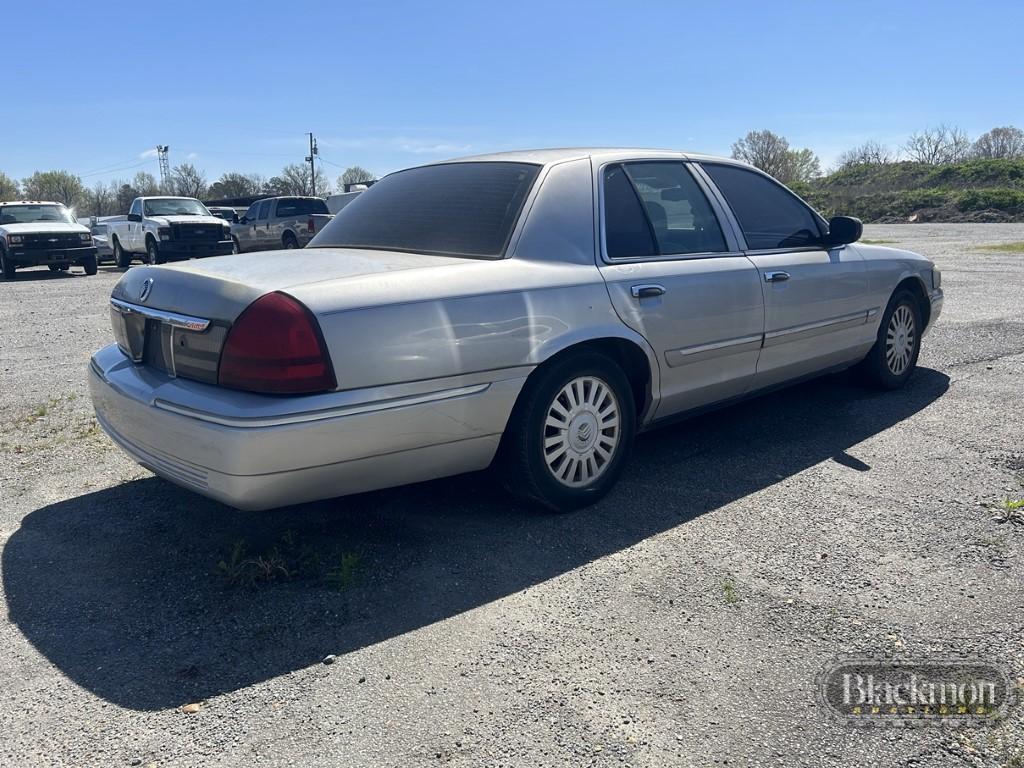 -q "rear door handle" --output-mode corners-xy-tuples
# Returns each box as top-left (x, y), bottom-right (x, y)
(630, 284), (666, 299)
(764, 271), (790, 283)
